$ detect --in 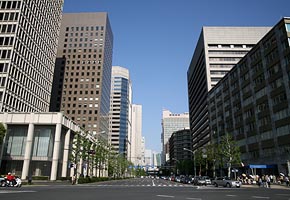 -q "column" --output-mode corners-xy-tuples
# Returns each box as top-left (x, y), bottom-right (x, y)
(21, 123), (35, 180)
(61, 129), (71, 177)
(50, 123), (62, 181)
